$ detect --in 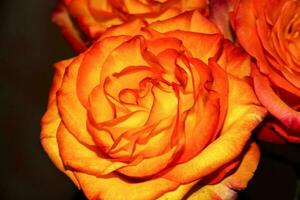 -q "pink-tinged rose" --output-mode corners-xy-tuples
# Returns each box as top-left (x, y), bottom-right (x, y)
(229, 0), (300, 143)
(52, 0), (208, 52)
(41, 11), (266, 199)
(208, 0), (237, 40)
